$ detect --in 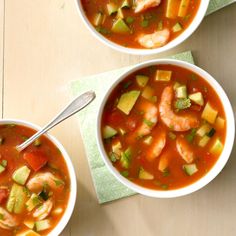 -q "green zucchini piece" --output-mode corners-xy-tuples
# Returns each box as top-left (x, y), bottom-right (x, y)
(111, 18), (130, 33)
(102, 125), (117, 139)
(12, 166), (31, 185)
(117, 90), (140, 115)
(183, 164), (198, 176)
(26, 193), (42, 211)
(136, 75), (149, 87)
(120, 148), (131, 169)
(207, 128), (216, 137)
(196, 124), (212, 137)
